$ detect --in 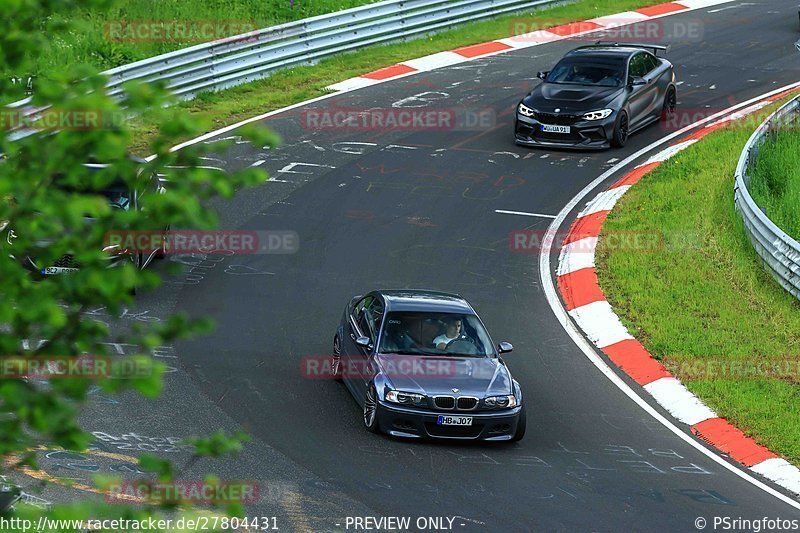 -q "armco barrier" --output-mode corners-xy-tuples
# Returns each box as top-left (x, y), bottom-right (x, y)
(734, 95), (800, 300)
(6, 0), (559, 136)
